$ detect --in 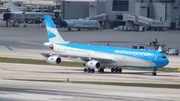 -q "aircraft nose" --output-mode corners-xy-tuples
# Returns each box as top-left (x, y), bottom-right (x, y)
(159, 58), (169, 67)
